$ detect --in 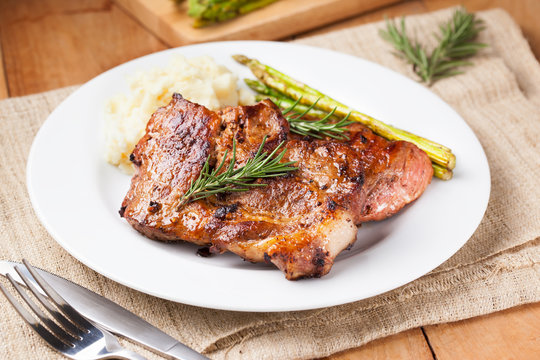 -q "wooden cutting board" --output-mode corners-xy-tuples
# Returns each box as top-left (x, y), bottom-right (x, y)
(114, 0), (402, 46)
